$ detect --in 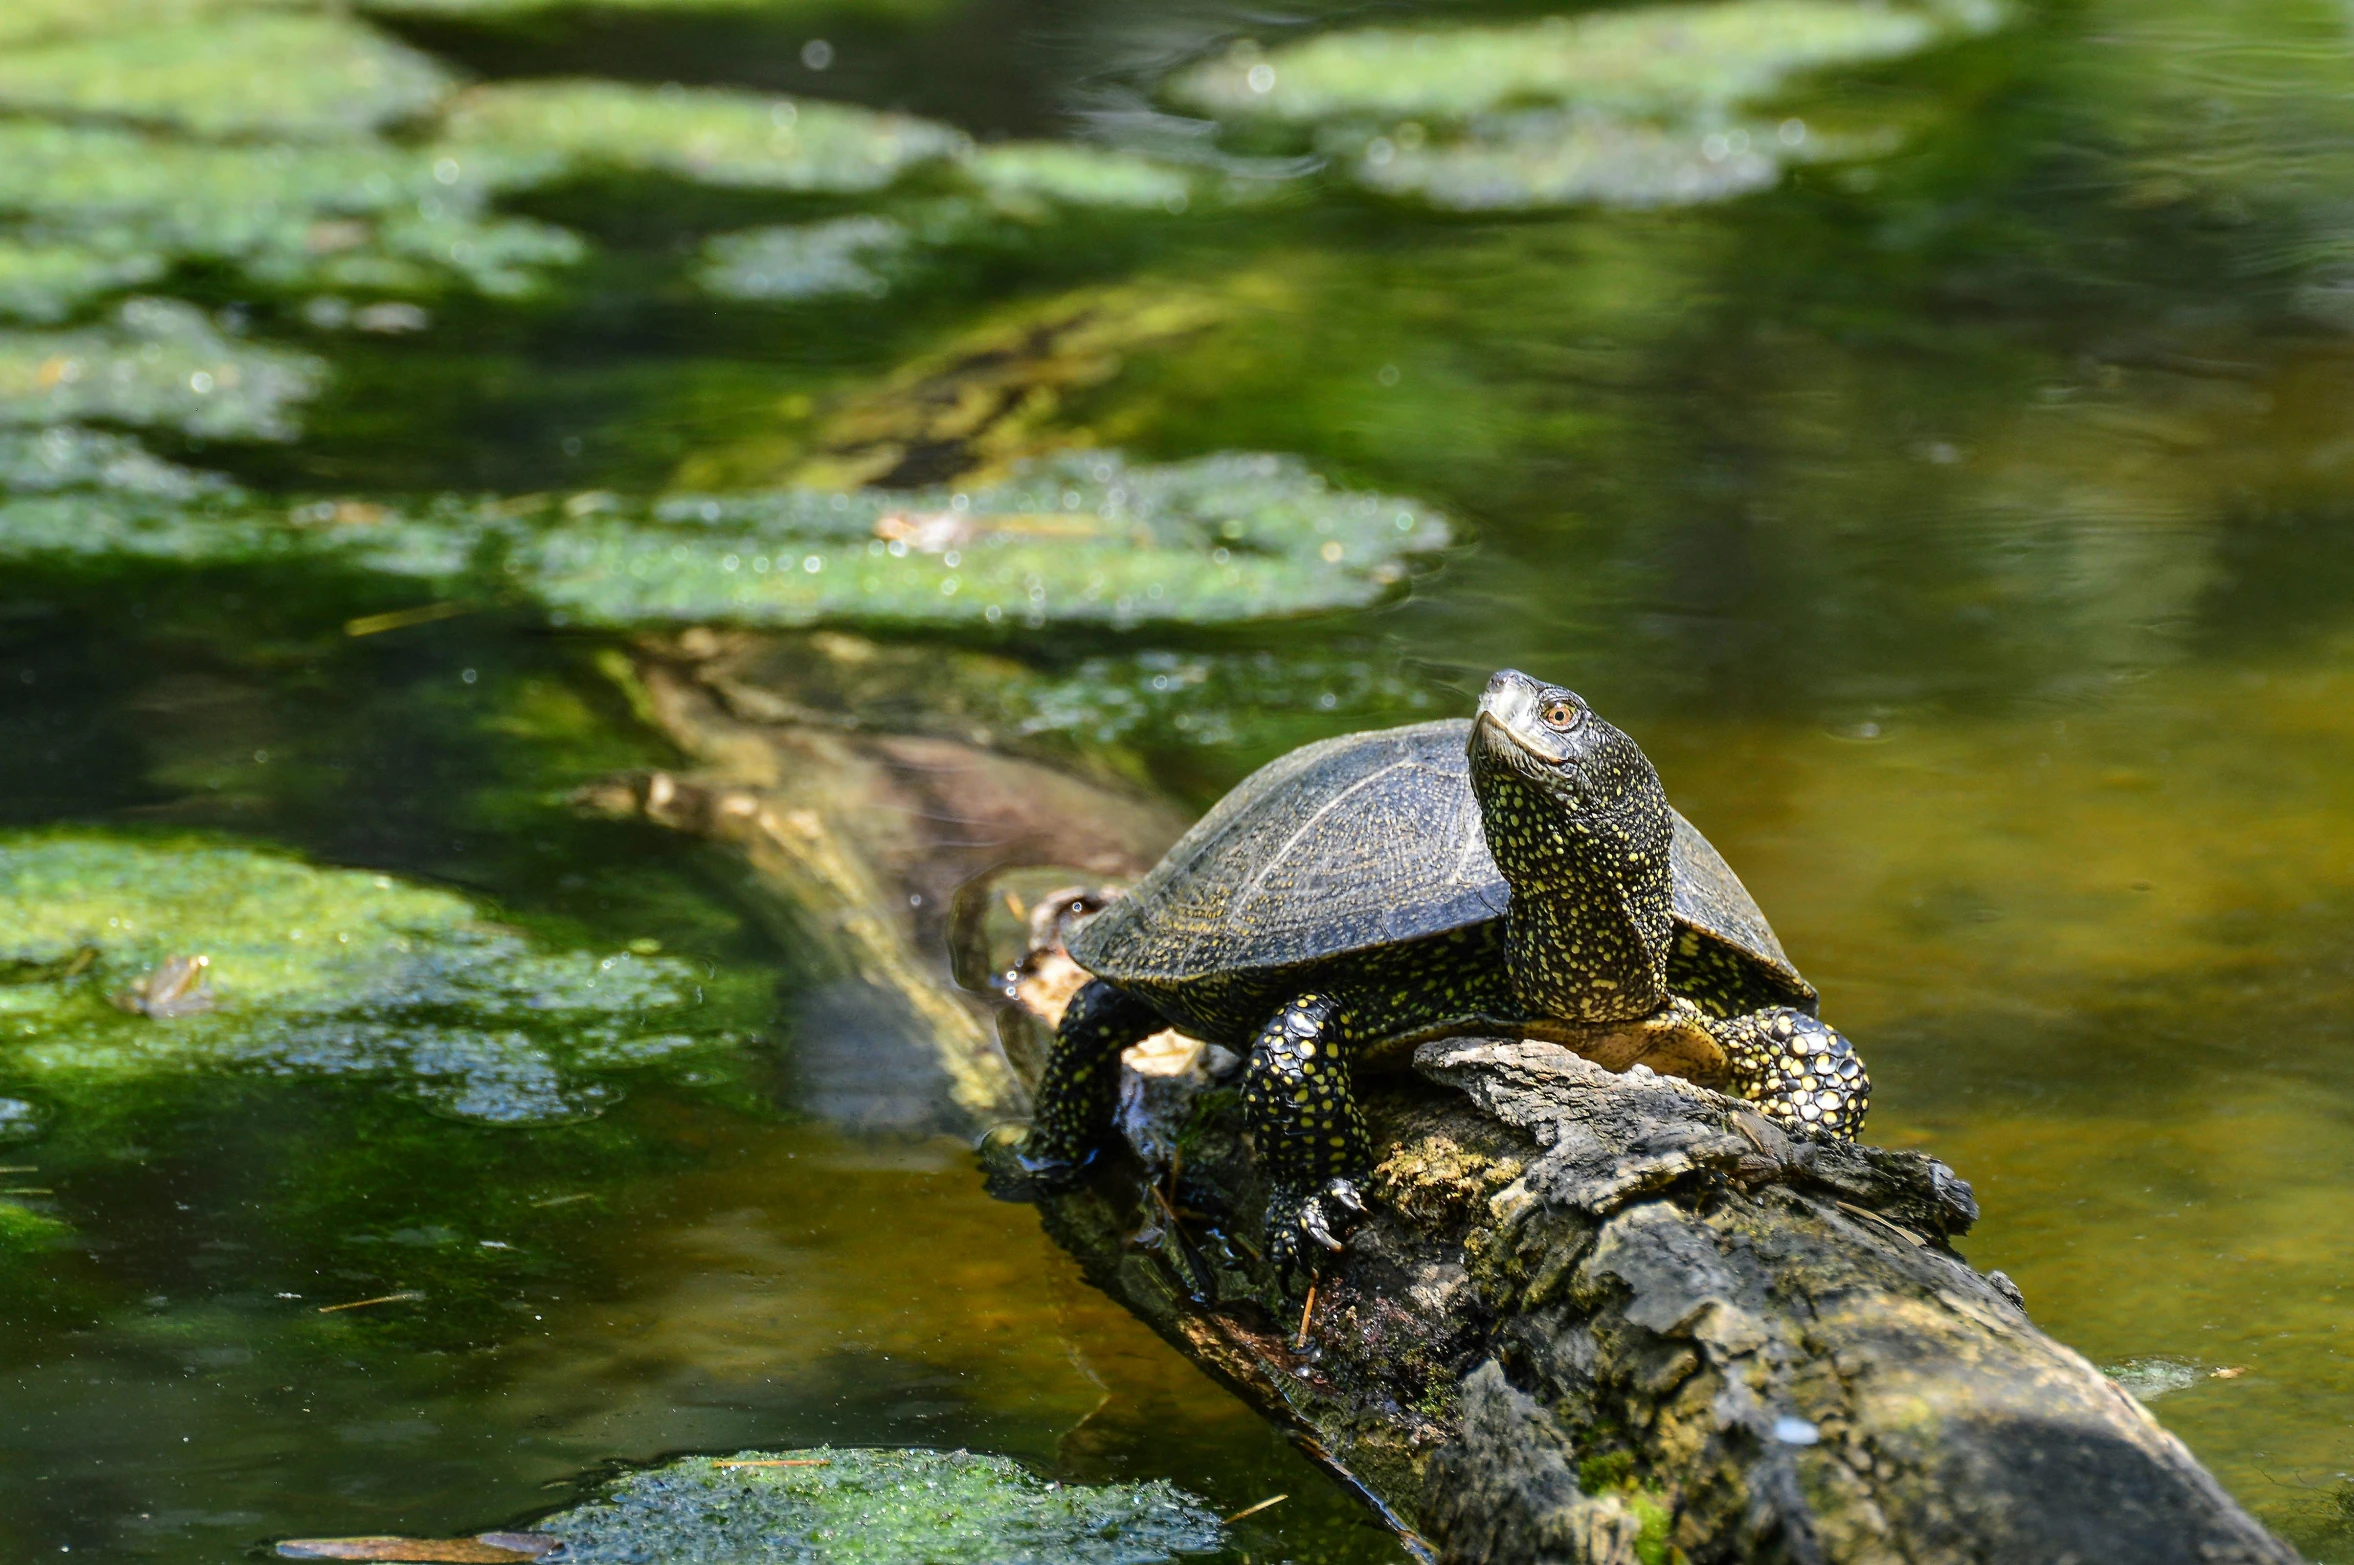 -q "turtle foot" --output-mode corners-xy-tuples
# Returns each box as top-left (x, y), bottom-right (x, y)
(1268, 1177), (1368, 1281)
(979, 1125), (1101, 1202)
